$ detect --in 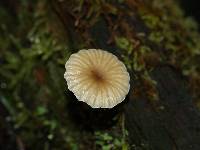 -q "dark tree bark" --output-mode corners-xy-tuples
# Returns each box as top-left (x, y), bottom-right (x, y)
(126, 65), (200, 150)
(50, 0), (200, 149)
